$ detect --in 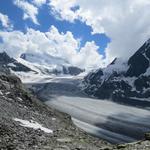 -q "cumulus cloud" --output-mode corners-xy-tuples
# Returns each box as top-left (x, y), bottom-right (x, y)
(0, 30), (28, 58)
(0, 26), (103, 69)
(49, 0), (79, 22)
(0, 12), (13, 30)
(14, 0), (39, 25)
(76, 41), (104, 69)
(32, 0), (47, 7)
(50, 0), (150, 63)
